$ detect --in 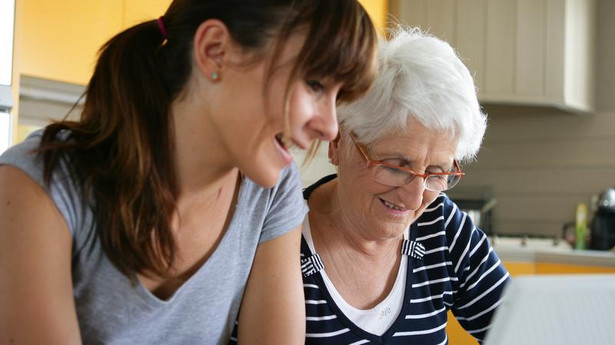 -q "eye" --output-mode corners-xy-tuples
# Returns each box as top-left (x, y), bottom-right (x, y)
(426, 166), (446, 174)
(306, 79), (324, 92)
(382, 159), (409, 169)
(382, 165), (407, 175)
